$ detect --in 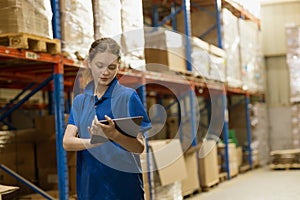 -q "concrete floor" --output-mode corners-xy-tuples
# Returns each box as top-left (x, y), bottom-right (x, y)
(187, 167), (300, 200)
